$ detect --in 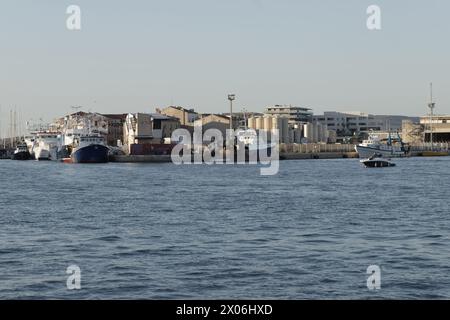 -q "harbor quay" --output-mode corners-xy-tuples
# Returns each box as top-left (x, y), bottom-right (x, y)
(2, 101), (450, 163)
(108, 143), (448, 163)
(2, 108), (450, 163)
